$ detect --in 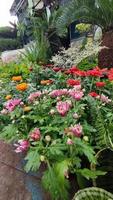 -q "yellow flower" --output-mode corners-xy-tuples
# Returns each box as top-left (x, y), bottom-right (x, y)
(5, 95), (12, 100)
(12, 76), (22, 81)
(40, 80), (53, 85)
(23, 106), (32, 112)
(16, 83), (28, 91)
